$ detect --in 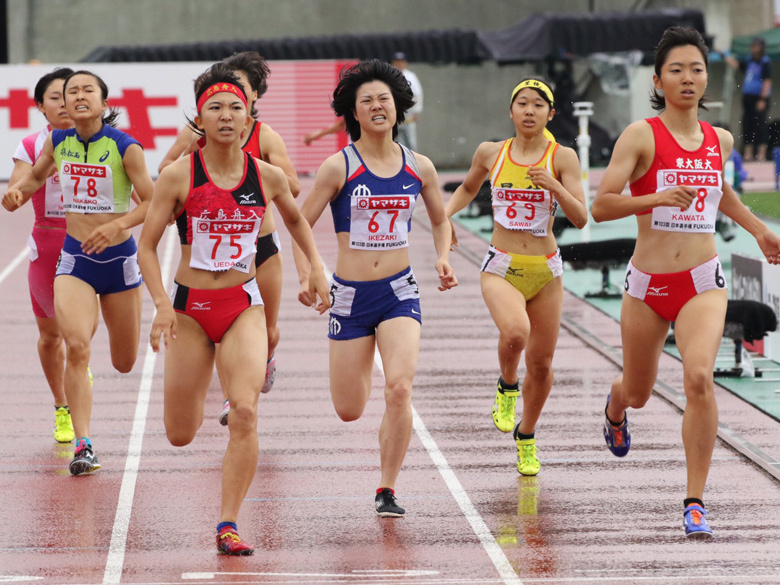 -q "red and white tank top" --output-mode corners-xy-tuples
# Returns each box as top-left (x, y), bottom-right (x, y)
(630, 117), (723, 233)
(175, 151), (267, 273)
